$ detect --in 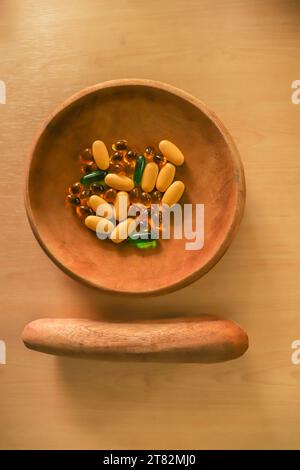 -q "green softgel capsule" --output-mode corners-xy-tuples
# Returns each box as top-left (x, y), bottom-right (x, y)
(80, 170), (107, 186)
(130, 239), (157, 249)
(133, 155), (146, 186)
